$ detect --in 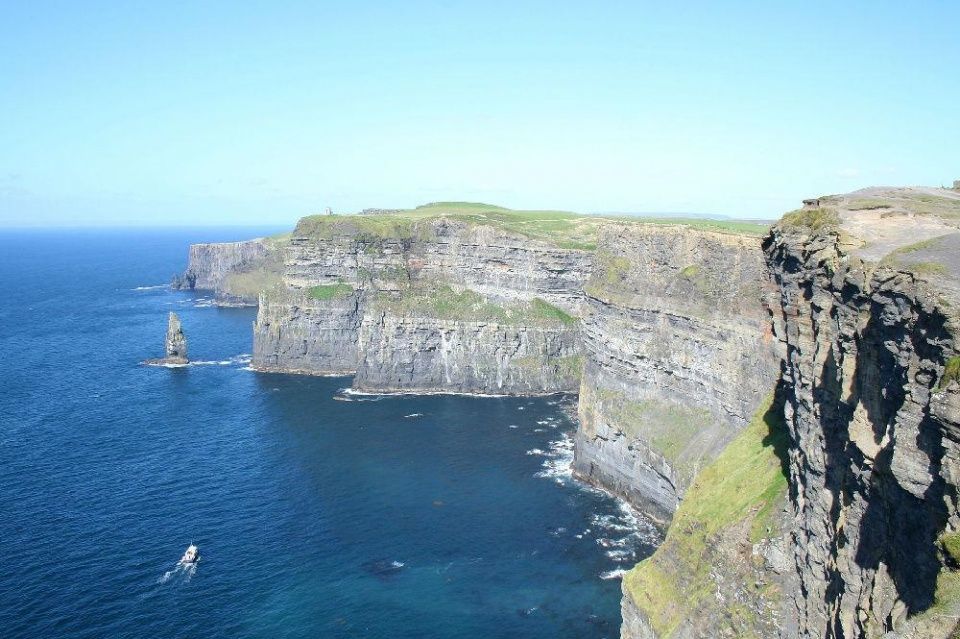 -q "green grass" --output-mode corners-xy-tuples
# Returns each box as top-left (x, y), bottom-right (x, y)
(780, 207), (841, 231)
(223, 268), (283, 300)
(907, 262), (949, 276)
(292, 202), (769, 252)
(529, 298), (578, 325)
(374, 284), (579, 327)
(848, 199), (893, 211)
(295, 215), (418, 242)
(623, 392), (788, 637)
(221, 246), (285, 300)
(308, 282), (354, 300)
(940, 357), (960, 390)
(877, 235), (953, 278)
(680, 264), (701, 278)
